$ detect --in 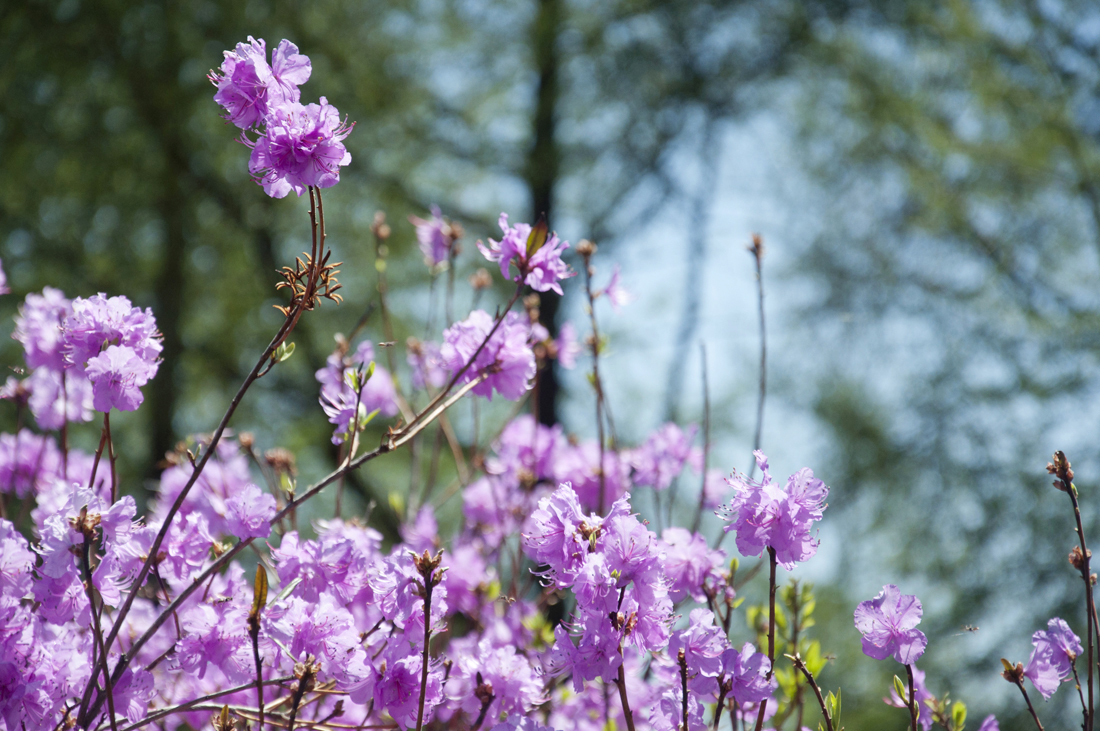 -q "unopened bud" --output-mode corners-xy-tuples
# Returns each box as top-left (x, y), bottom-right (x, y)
(238, 432), (255, 450)
(371, 212), (390, 240)
(1048, 451), (1074, 489)
(1000, 659), (1025, 683)
(469, 267), (492, 290)
(265, 448), (298, 476)
(575, 239), (596, 257)
(748, 233), (765, 260)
